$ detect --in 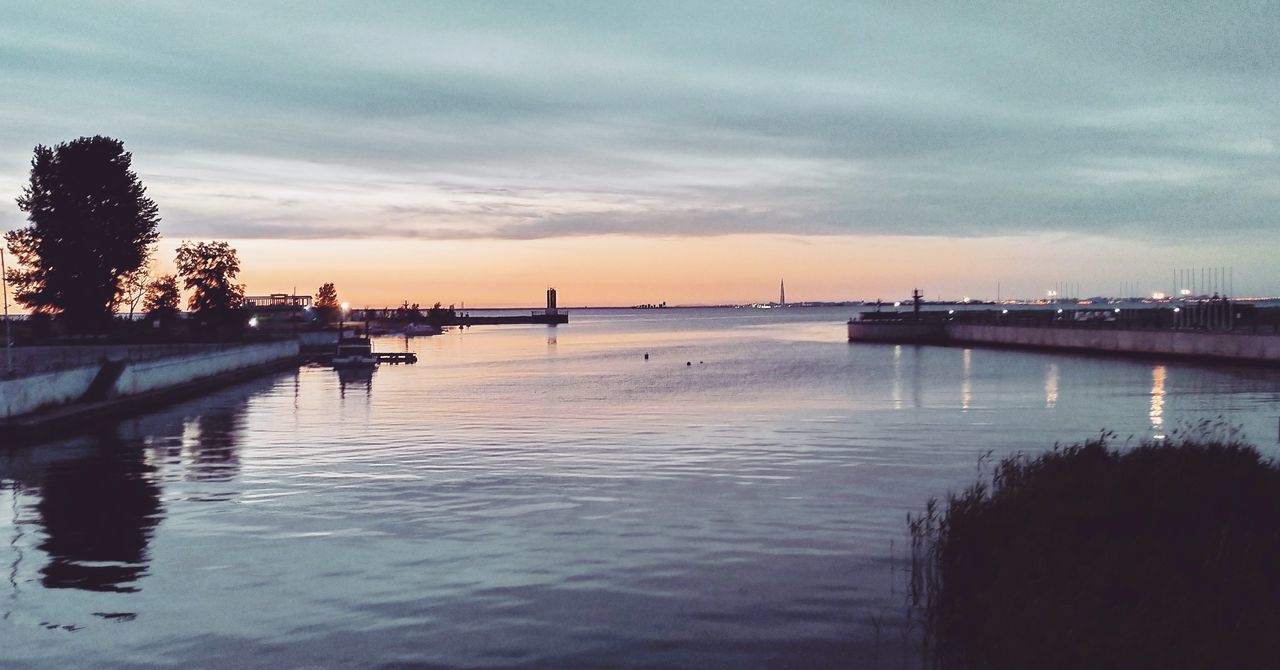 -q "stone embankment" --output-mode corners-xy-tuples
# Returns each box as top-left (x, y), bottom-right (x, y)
(848, 321), (1280, 365)
(1, 340), (301, 439)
